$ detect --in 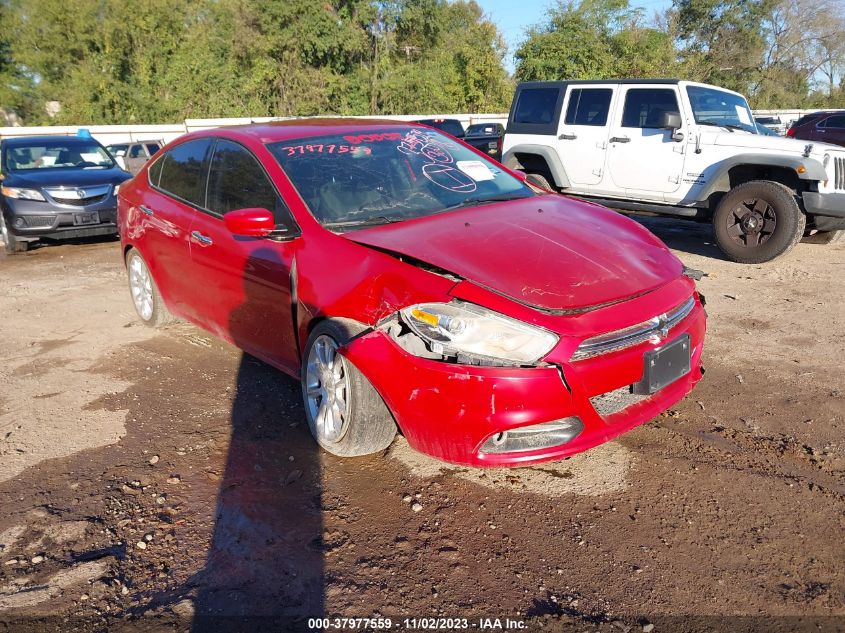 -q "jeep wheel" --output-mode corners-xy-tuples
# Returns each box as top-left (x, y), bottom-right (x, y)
(801, 229), (844, 245)
(713, 181), (805, 263)
(0, 214), (28, 255)
(525, 173), (555, 192)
